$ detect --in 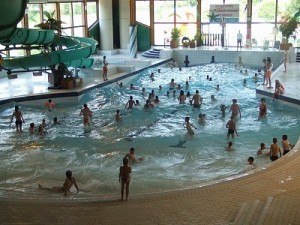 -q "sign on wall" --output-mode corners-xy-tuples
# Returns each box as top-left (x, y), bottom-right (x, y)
(209, 4), (240, 23)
